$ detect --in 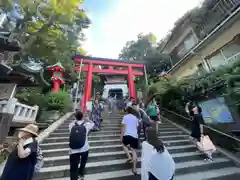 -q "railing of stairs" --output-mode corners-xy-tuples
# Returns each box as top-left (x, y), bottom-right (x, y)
(161, 108), (240, 159)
